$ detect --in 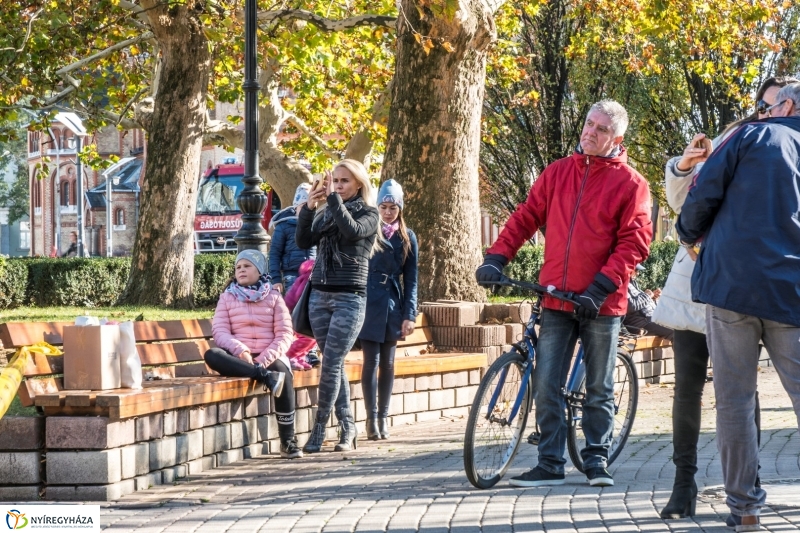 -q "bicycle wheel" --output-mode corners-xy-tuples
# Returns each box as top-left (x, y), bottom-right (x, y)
(566, 350), (638, 473)
(464, 351), (533, 489)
